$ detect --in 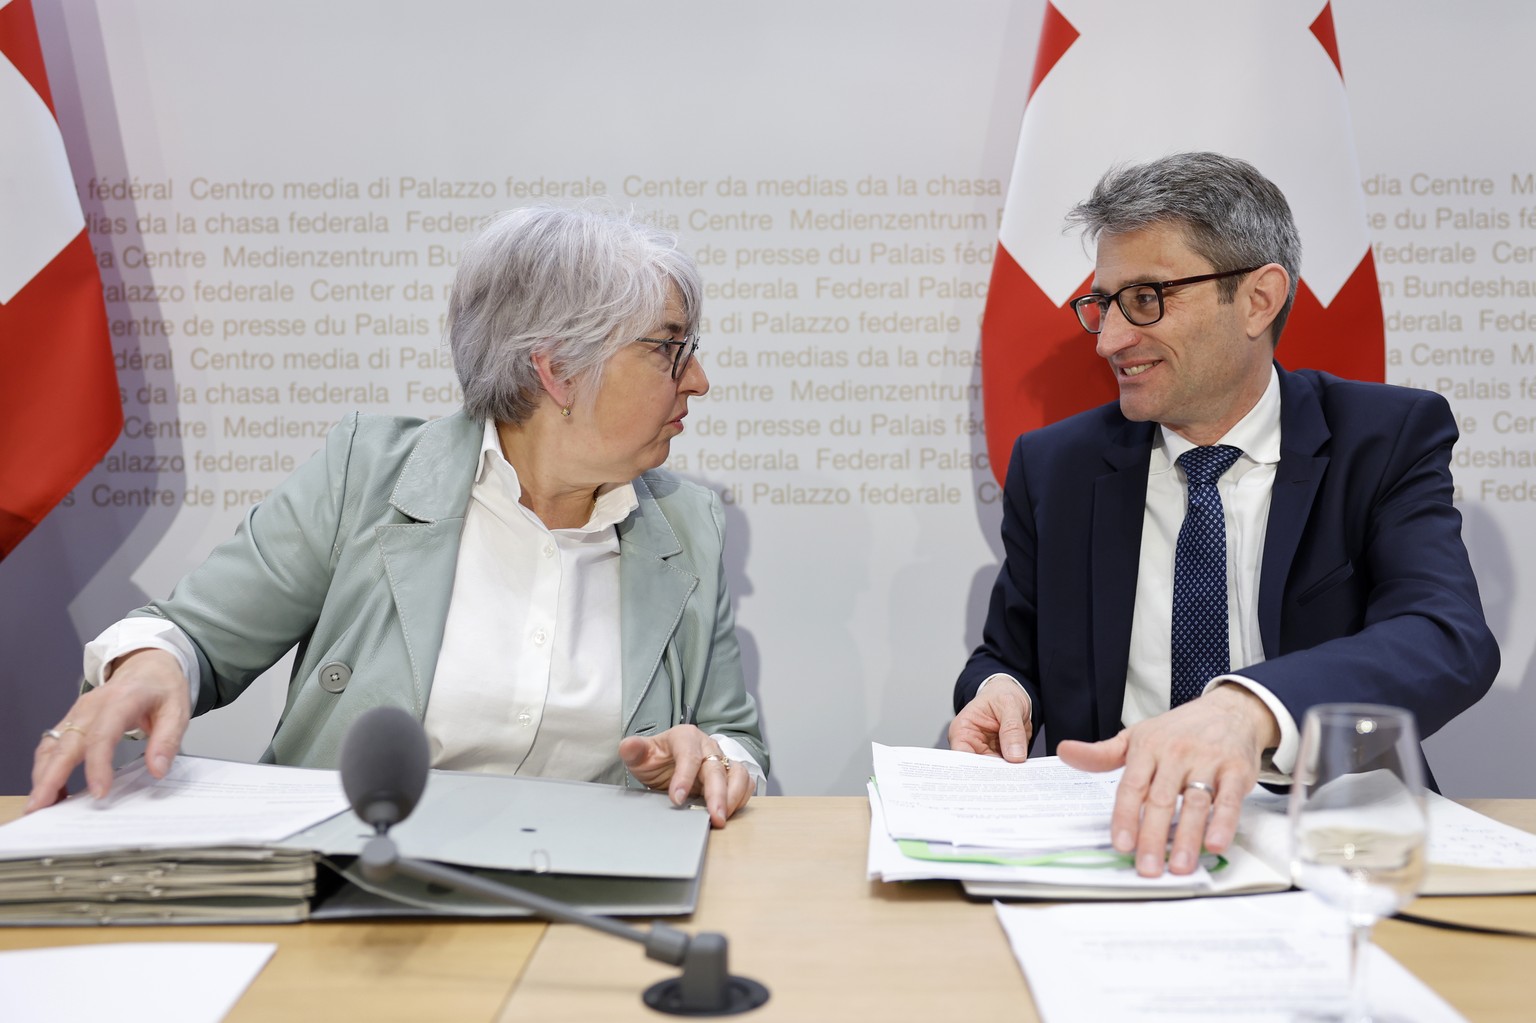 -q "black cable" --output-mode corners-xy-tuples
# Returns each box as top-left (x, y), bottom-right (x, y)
(1393, 910), (1536, 940)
